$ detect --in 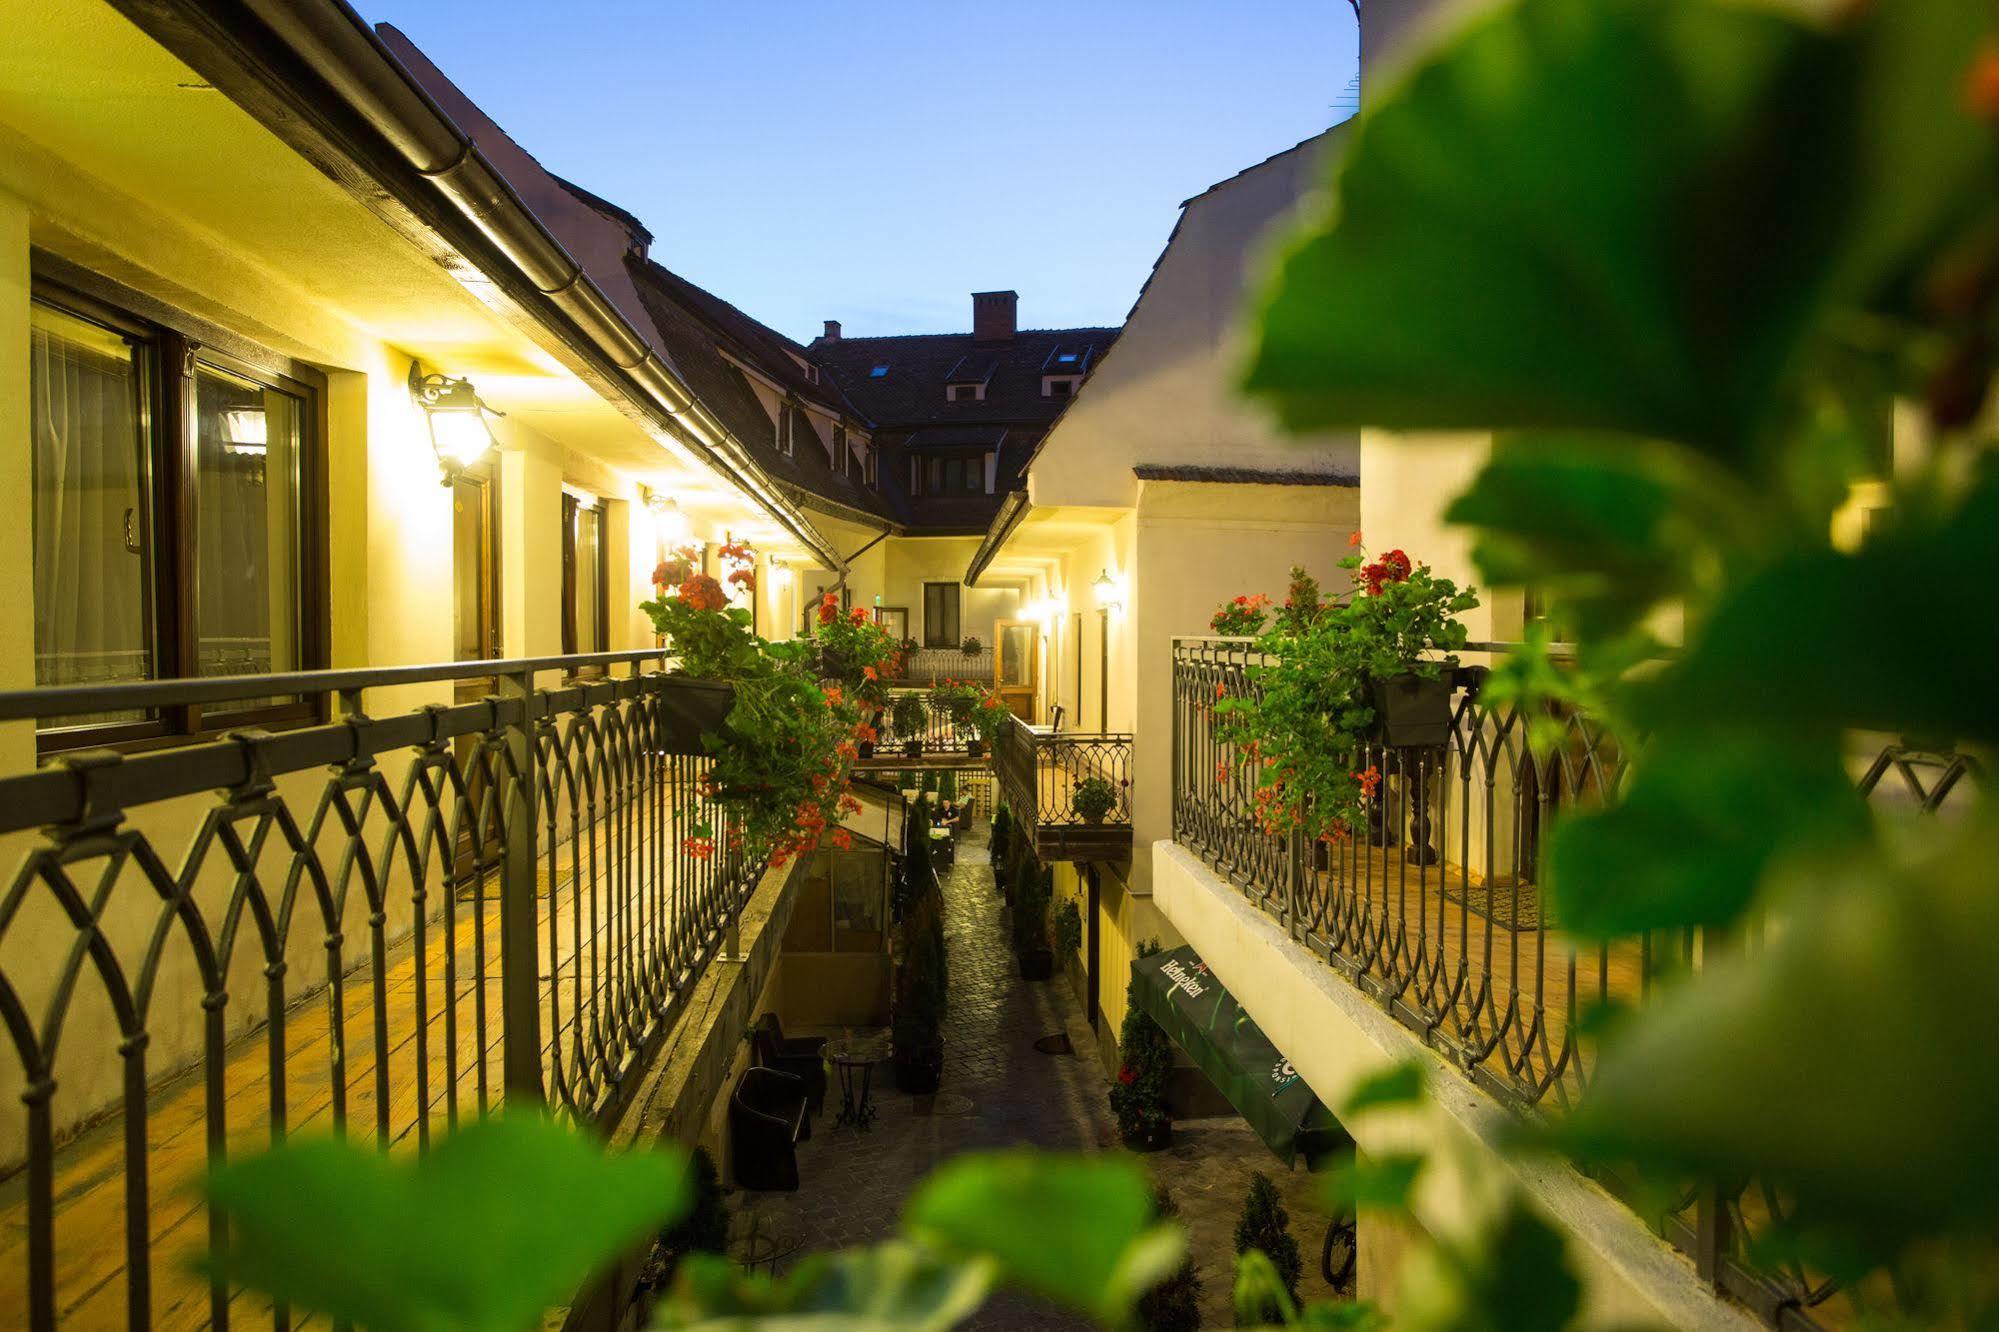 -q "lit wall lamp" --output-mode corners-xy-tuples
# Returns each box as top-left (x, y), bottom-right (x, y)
(768, 557), (794, 589)
(1092, 568), (1124, 614)
(409, 362), (502, 485)
(643, 487), (693, 547)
